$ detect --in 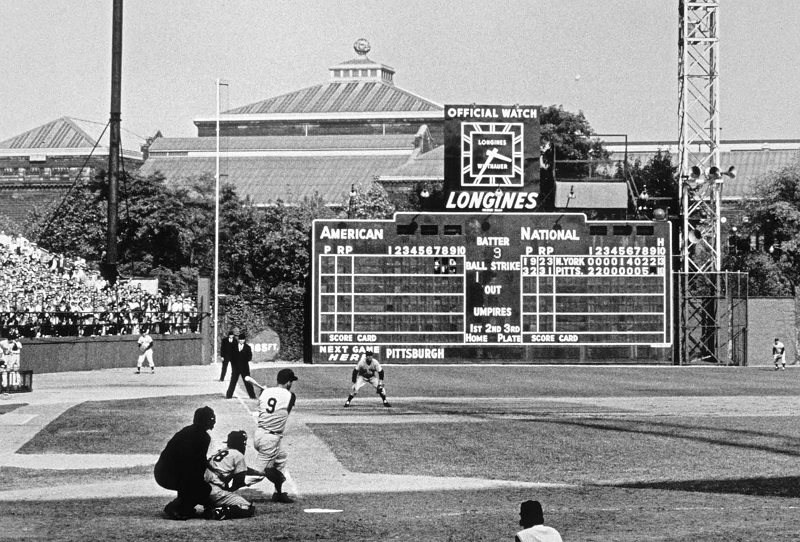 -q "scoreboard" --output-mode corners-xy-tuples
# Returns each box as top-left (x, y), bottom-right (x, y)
(312, 212), (672, 363)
